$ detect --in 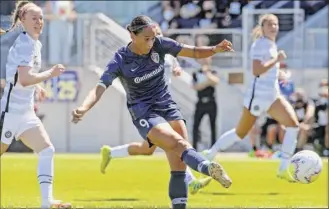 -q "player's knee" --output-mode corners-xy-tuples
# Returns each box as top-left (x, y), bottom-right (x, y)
(38, 145), (55, 156)
(287, 117), (299, 128)
(235, 129), (247, 139)
(174, 138), (191, 152)
(0, 143), (9, 156)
